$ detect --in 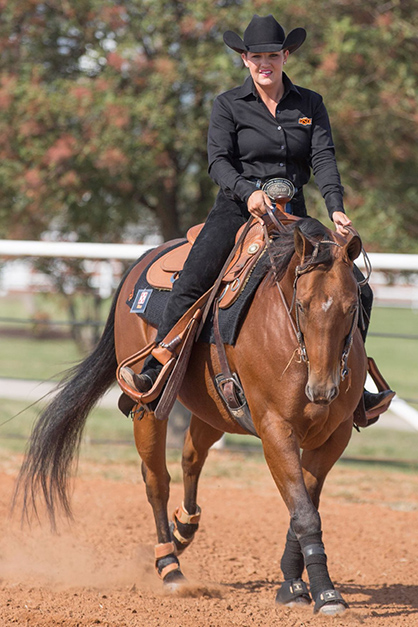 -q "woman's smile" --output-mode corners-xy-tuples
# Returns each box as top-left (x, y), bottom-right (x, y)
(242, 51), (289, 90)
